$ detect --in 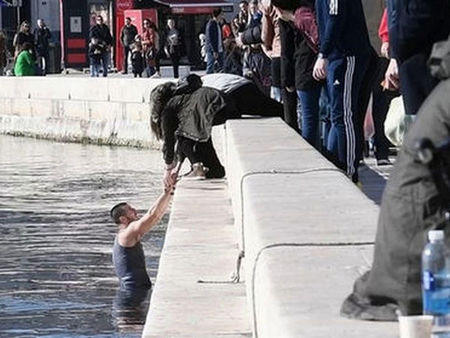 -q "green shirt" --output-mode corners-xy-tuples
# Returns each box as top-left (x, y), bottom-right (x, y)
(14, 50), (35, 76)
